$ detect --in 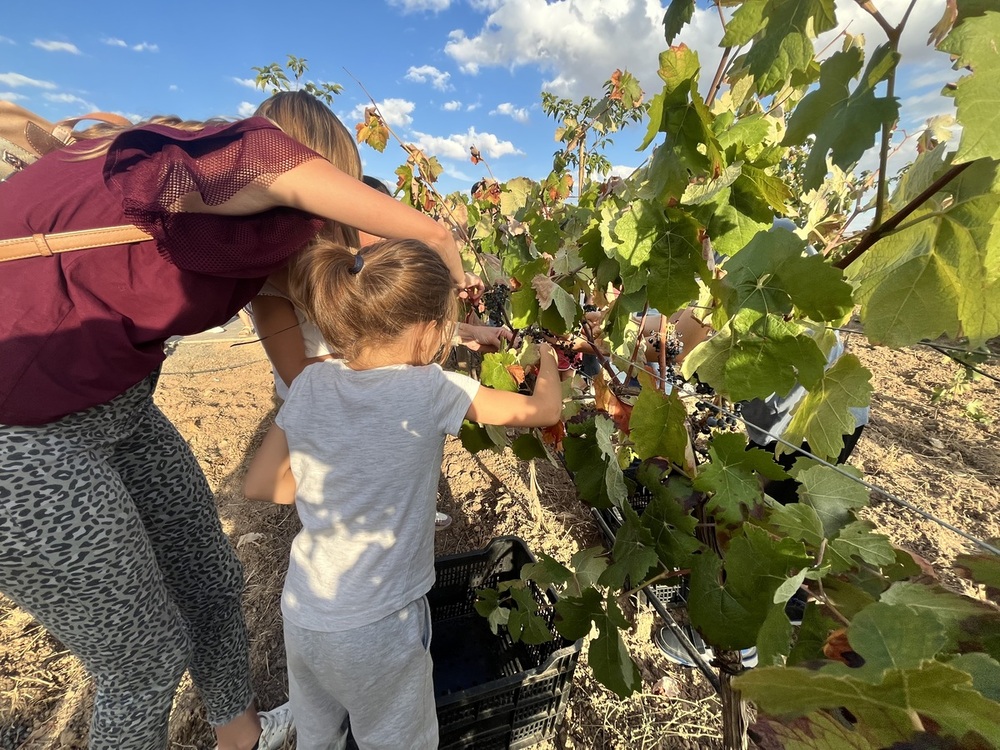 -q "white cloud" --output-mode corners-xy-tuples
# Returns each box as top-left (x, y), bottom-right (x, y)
(32, 39), (81, 54)
(405, 64), (452, 91)
(103, 37), (158, 52)
(388, 0), (451, 11)
(443, 163), (474, 182)
(112, 111), (144, 123)
(349, 98), (416, 128)
(0, 36), (16, 45)
(0, 72), (57, 89)
(0, 92), (26, 101)
(466, 102), (481, 111)
(445, 0), (673, 98)
(607, 164), (638, 179)
(43, 92), (98, 110)
(442, 100), (462, 111)
(490, 102), (529, 123)
(168, 84), (179, 92)
(410, 127), (522, 160)
(232, 77), (259, 89)
(237, 101), (258, 118)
